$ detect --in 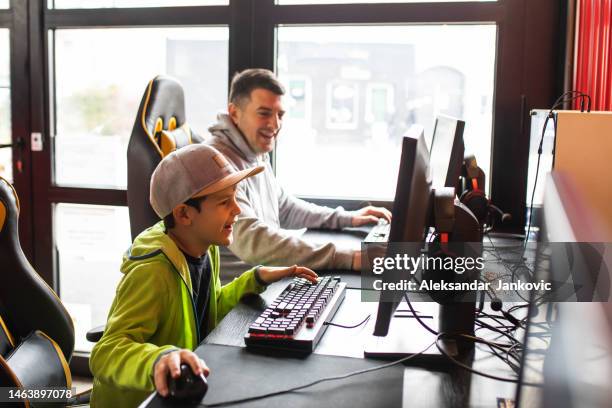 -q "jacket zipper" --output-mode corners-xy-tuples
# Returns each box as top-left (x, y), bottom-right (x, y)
(162, 253), (201, 345)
